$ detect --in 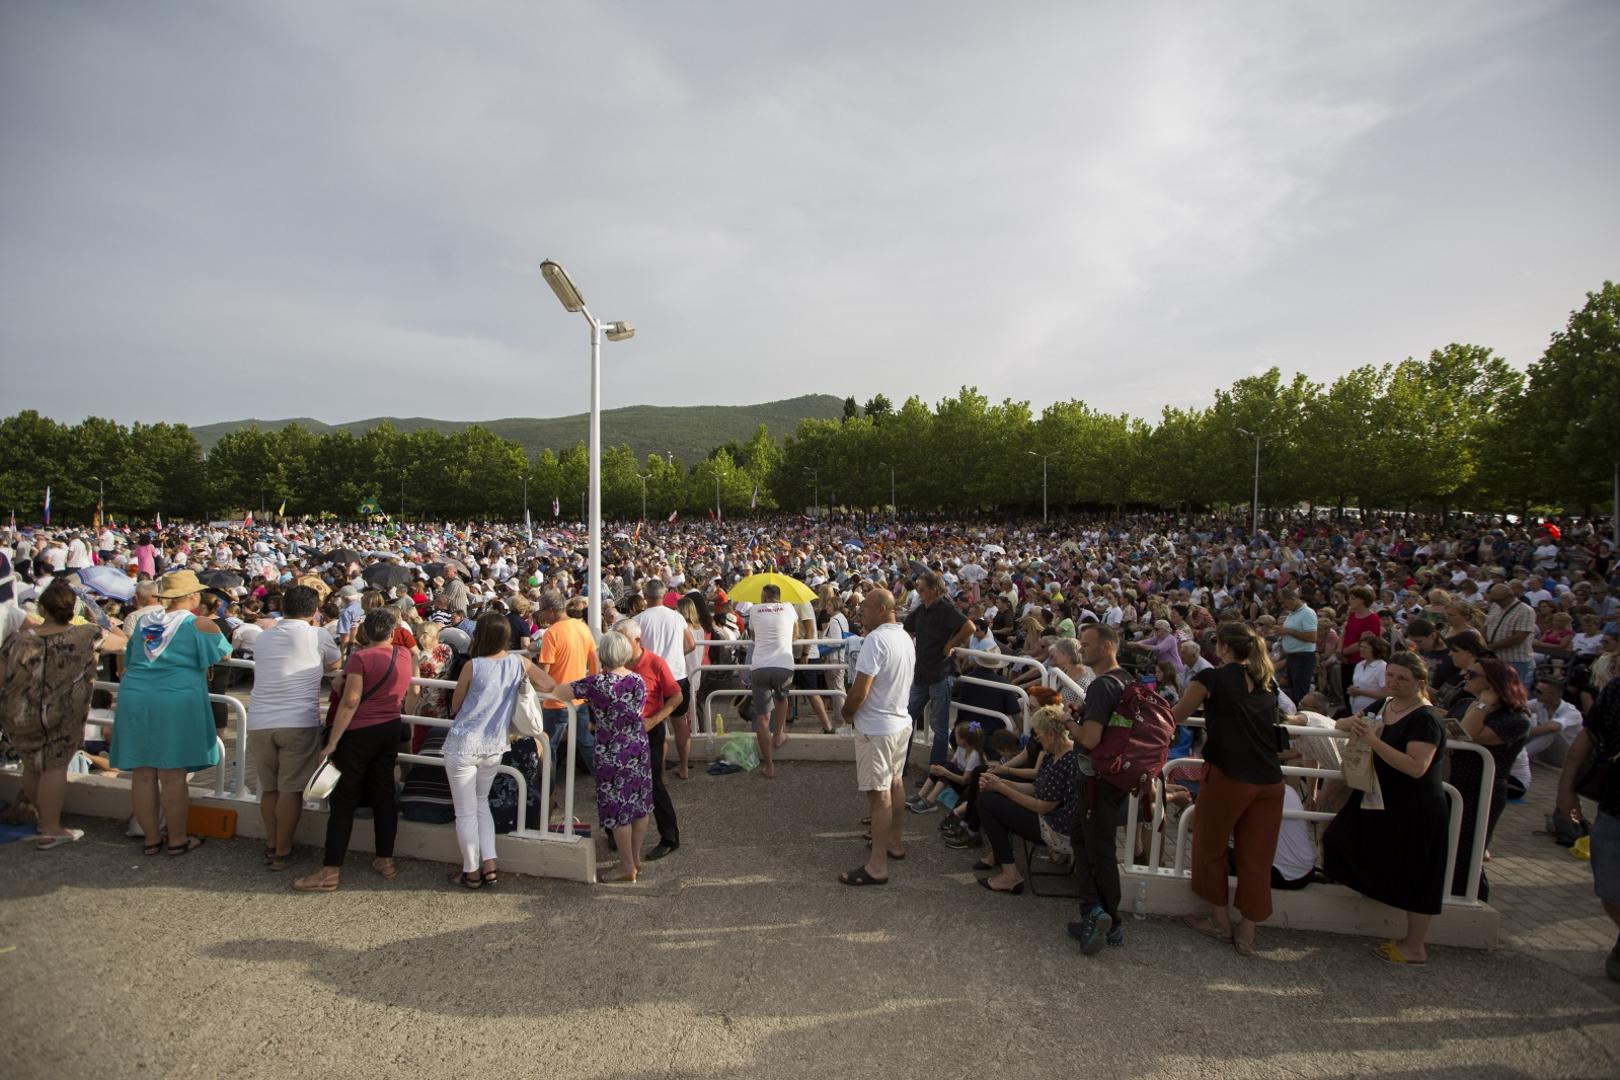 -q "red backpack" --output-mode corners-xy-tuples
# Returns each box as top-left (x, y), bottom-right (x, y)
(1089, 672), (1177, 795)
